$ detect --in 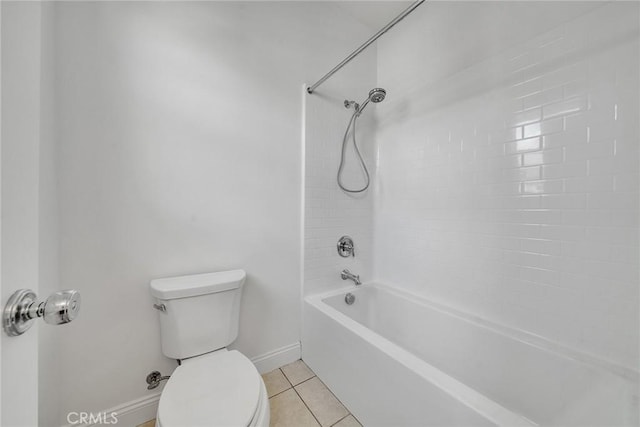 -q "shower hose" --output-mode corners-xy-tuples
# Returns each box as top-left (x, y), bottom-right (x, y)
(337, 109), (370, 193)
